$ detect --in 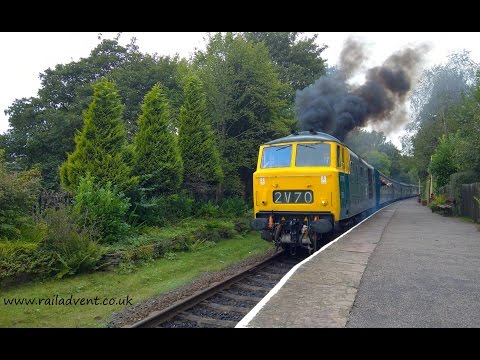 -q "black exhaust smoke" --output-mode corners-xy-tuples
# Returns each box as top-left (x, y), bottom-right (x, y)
(295, 37), (429, 140)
